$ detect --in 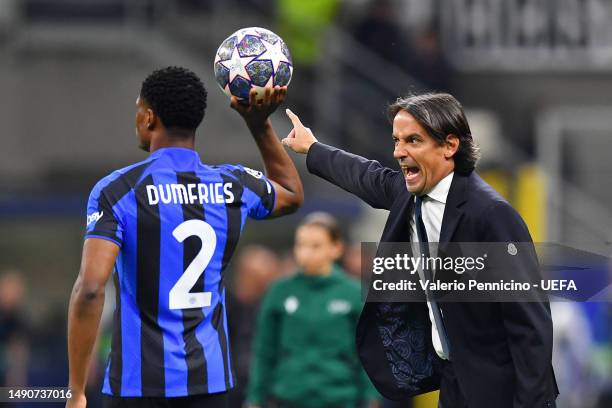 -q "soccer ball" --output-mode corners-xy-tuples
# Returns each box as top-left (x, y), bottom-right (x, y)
(214, 27), (293, 102)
